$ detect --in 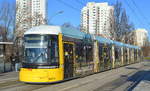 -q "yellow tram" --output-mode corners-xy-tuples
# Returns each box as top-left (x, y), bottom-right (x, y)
(19, 25), (142, 83)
